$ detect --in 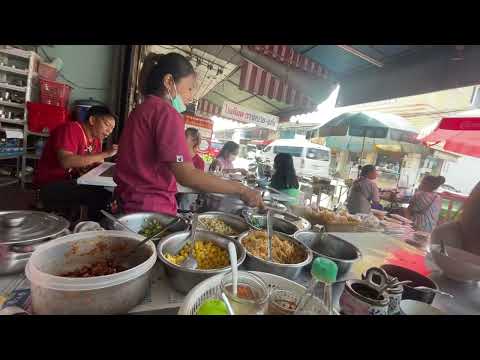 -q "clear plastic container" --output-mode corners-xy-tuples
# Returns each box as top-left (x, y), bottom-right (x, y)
(220, 271), (269, 315)
(25, 231), (157, 315)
